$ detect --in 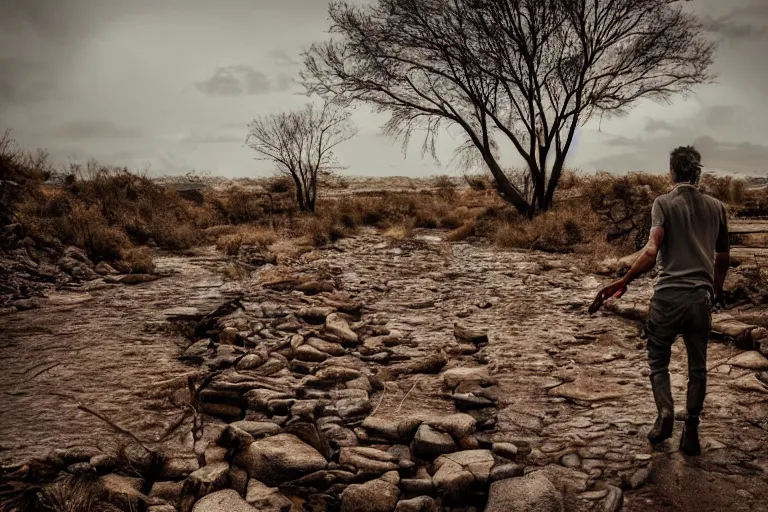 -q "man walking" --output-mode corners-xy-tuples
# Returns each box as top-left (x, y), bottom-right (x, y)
(592, 146), (730, 456)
